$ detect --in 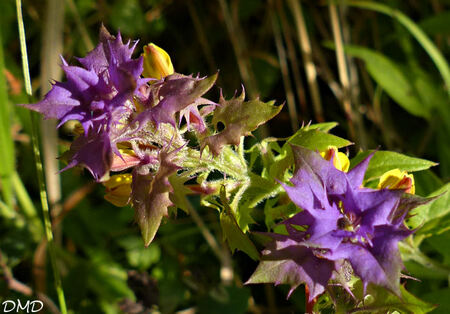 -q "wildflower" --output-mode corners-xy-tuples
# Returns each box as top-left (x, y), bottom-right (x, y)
(21, 26), (146, 181)
(247, 146), (427, 302)
(19, 26), (280, 247)
(378, 169), (415, 194)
